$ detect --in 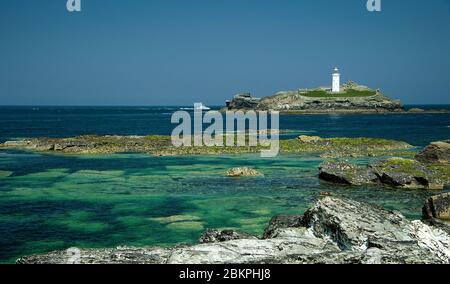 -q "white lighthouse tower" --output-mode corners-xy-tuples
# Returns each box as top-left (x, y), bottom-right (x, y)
(332, 67), (340, 93)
